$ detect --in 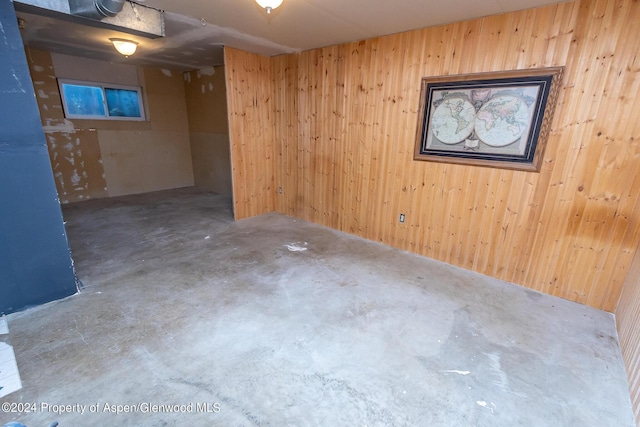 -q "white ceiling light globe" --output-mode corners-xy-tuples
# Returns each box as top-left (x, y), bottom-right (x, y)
(255, 0), (284, 14)
(110, 38), (138, 57)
